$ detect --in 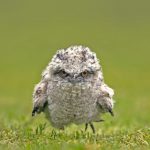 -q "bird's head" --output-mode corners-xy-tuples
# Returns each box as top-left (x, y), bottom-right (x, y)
(49, 45), (103, 85)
